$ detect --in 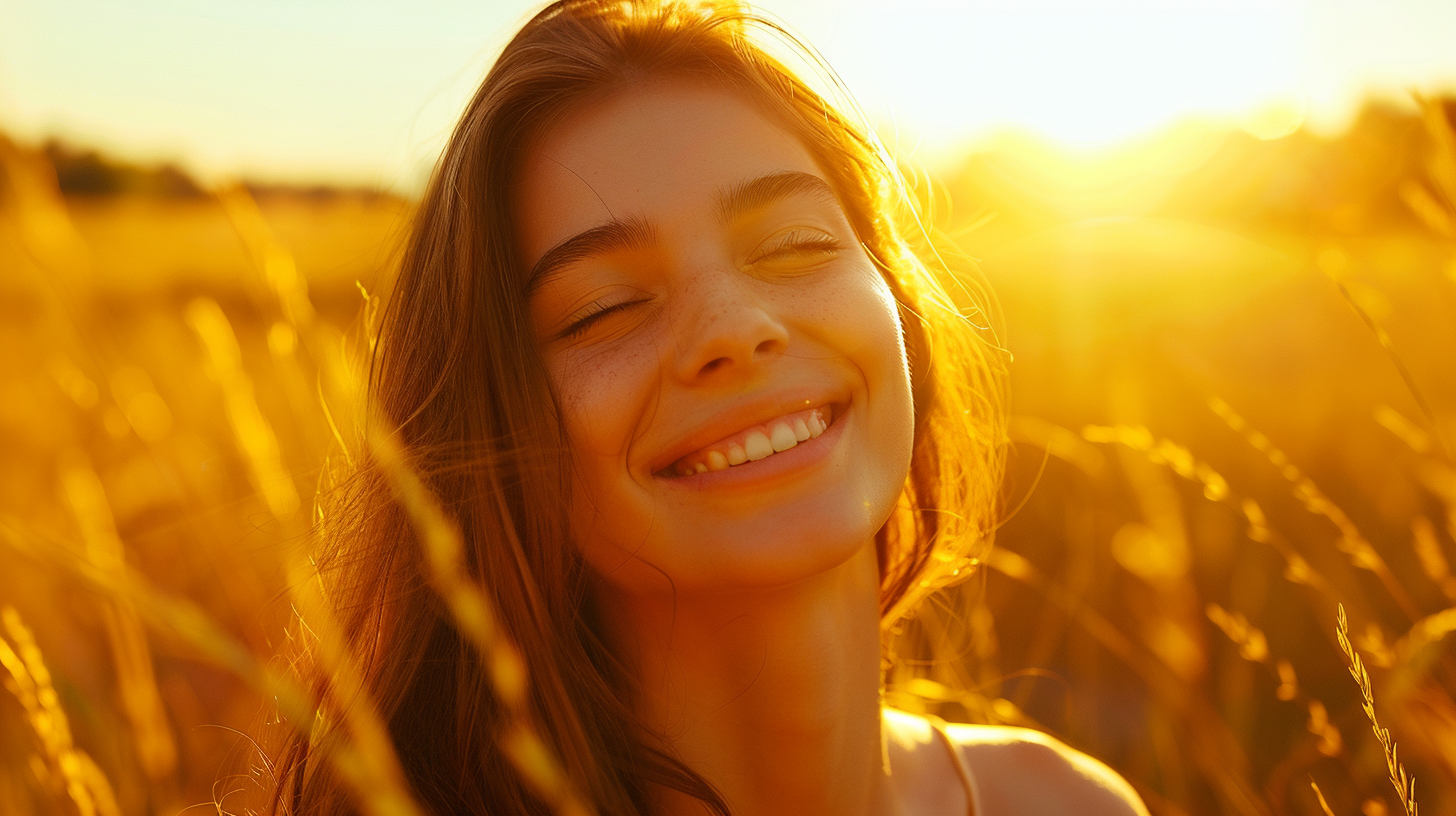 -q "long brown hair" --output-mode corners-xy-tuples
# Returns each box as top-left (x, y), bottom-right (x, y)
(267, 1), (1006, 813)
